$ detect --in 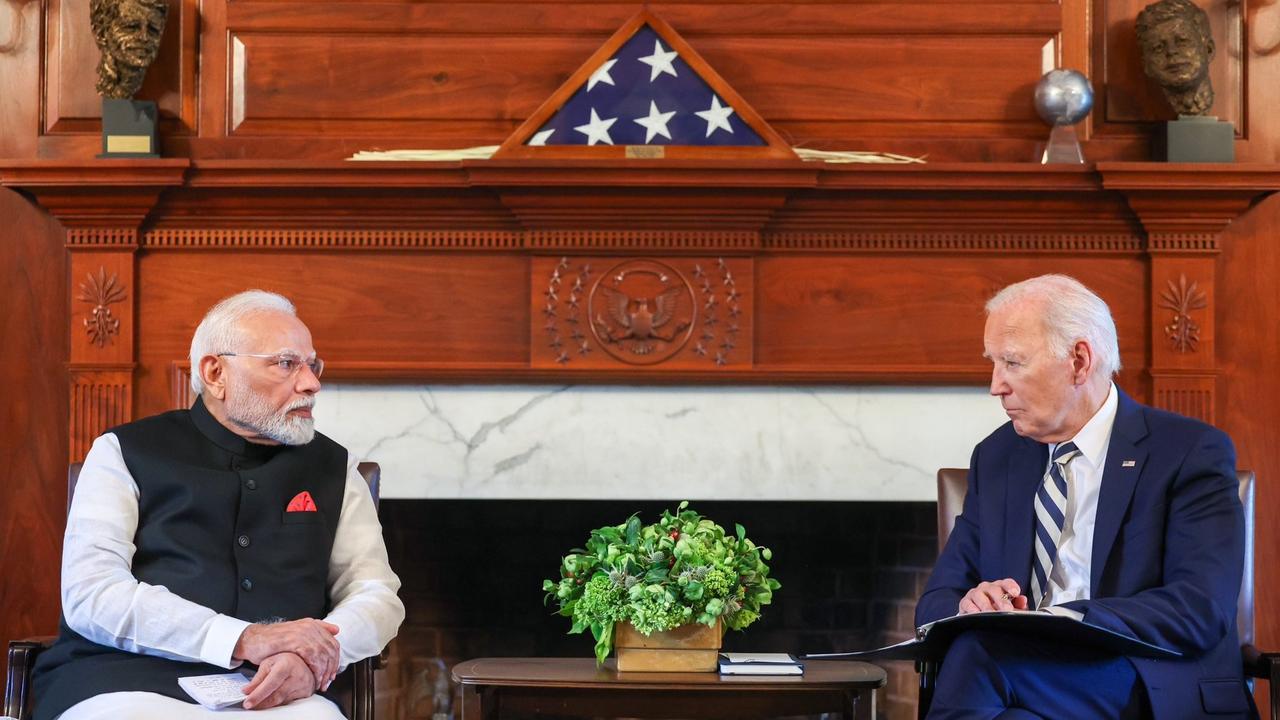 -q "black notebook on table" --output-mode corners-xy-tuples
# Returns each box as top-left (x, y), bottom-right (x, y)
(801, 611), (1181, 663)
(718, 652), (805, 675)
